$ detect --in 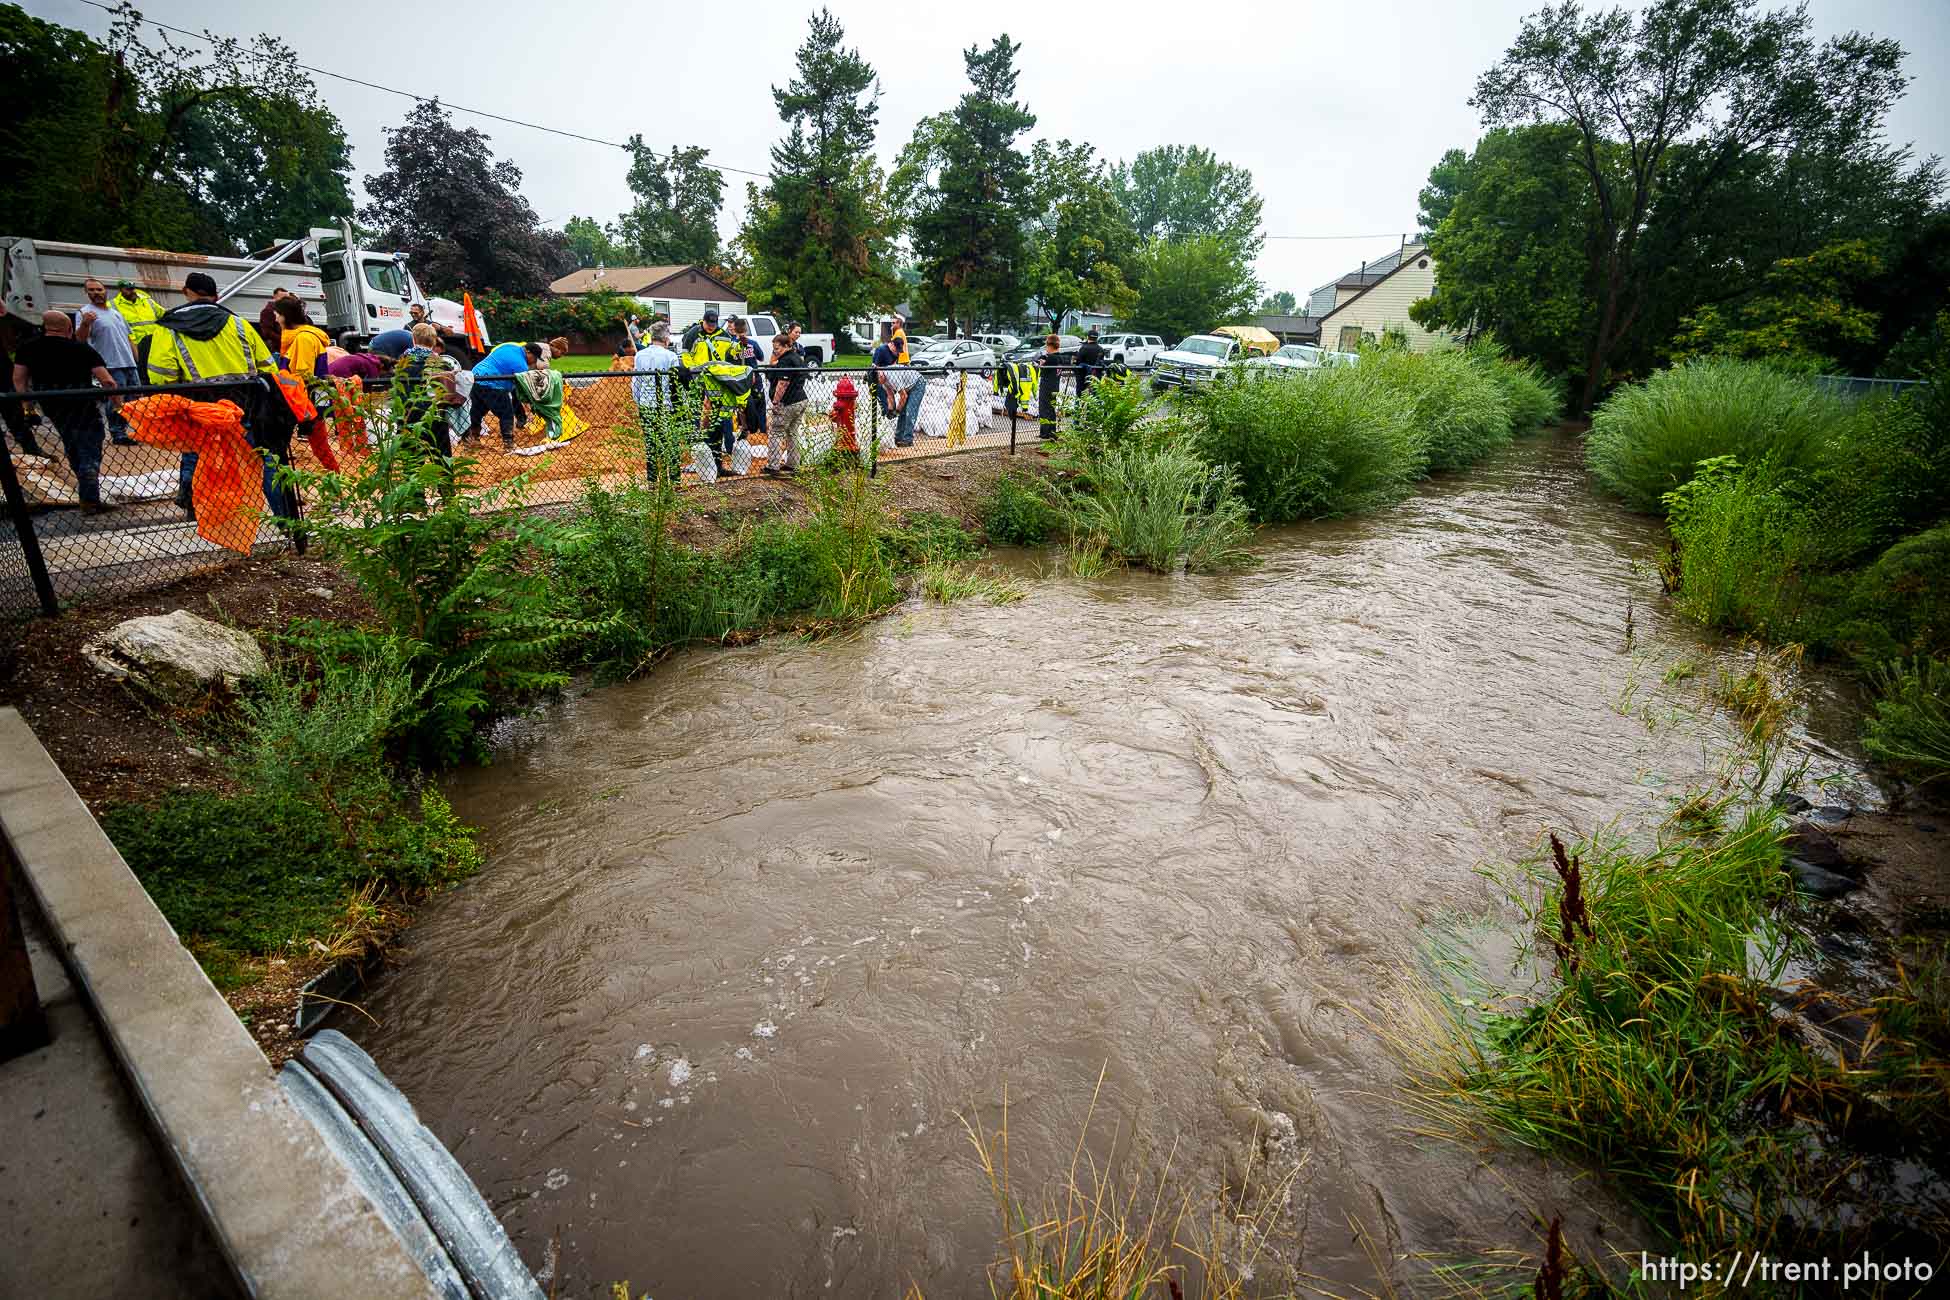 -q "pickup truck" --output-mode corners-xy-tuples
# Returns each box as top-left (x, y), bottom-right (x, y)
(1098, 333), (1165, 369)
(1150, 334), (1242, 391)
(741, 313), (835, 364)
